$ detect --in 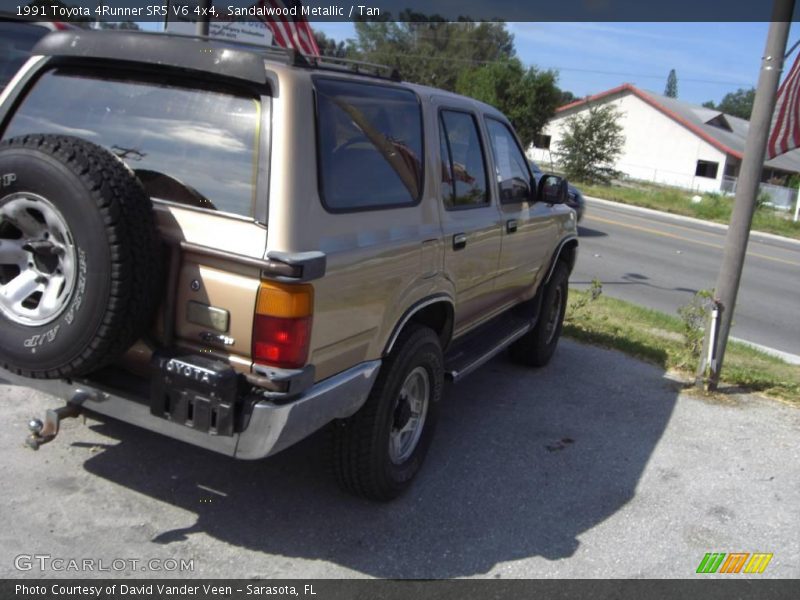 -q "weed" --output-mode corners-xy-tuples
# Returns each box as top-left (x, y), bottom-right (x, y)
(566, 278), (602, 322)
(676, 289), (713, 368)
